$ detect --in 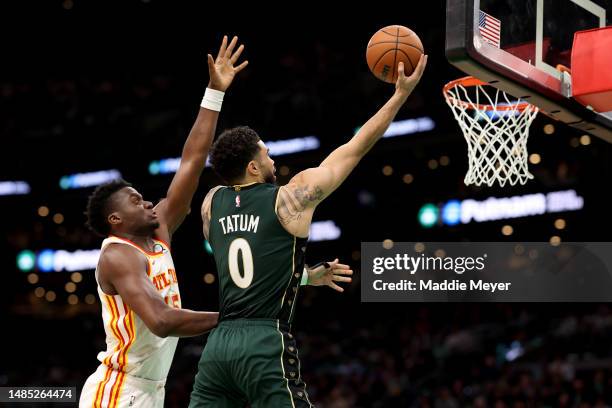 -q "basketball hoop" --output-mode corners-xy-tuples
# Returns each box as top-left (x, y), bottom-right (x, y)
(443, 76), (539, 187)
